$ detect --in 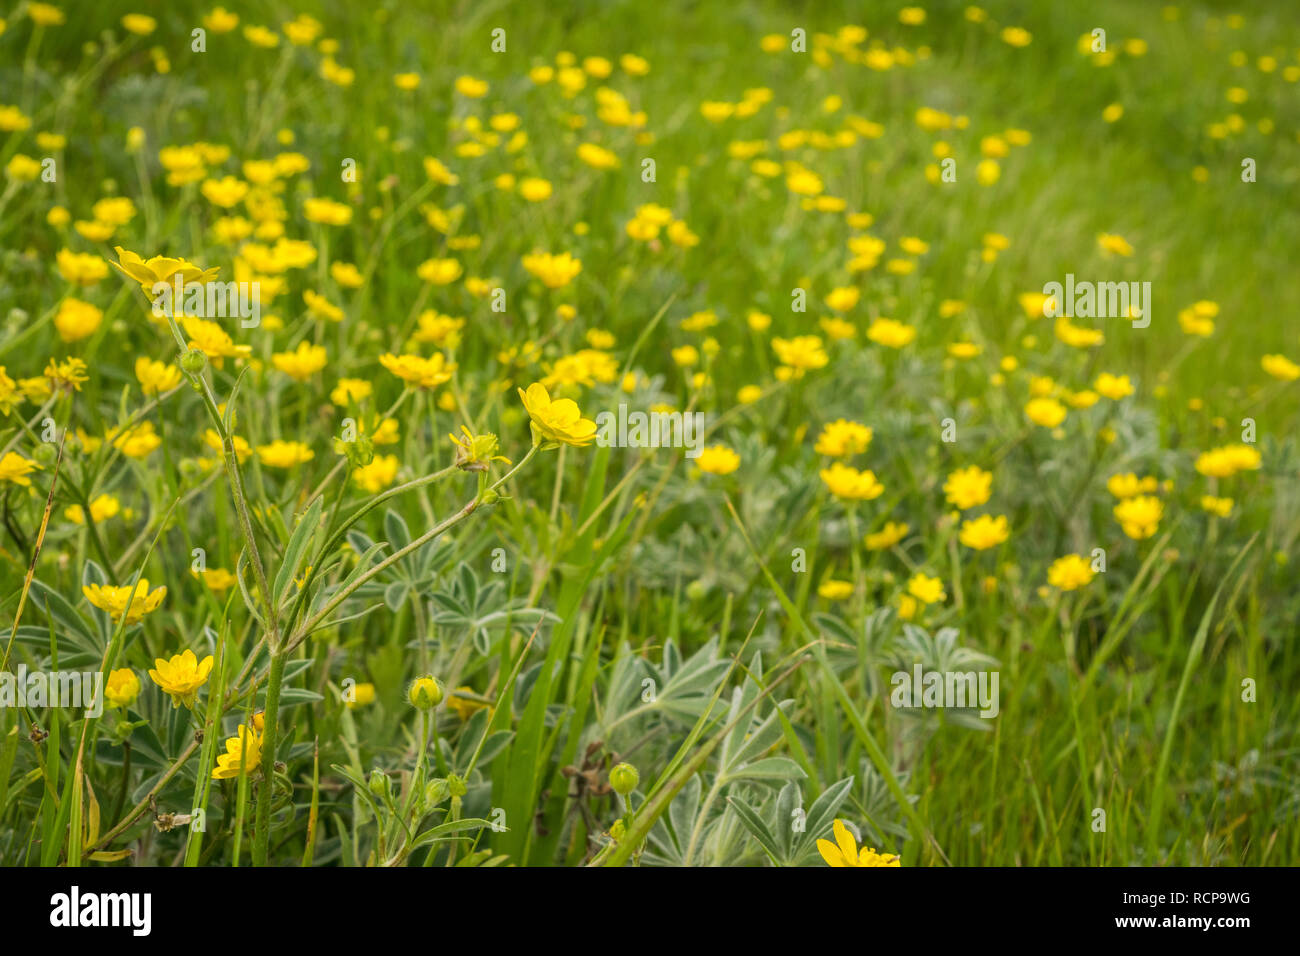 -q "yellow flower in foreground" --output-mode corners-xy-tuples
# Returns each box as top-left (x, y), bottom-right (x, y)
(212, 718), (263, 779)
(112, 246), (219, 292)
(943, 466), (992, 510)
(257, 440), (314, 469)
(820, 463), (884, 501)
(817, 819), (900, 867)
(959, 514), (1009, 550)
(105, 669), (141, 709)
(1114, 495), (1163, 540)
(379, 352), (456, 389)
(697, 445), (741, 475)
(149, 649), (215, 708)
(517, 382), (597, 447)
(1047, 554), (1095, 591)
(0, 452), (42, 486)
(83, 578), (167, 624)
(417, 257), (463, 285)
